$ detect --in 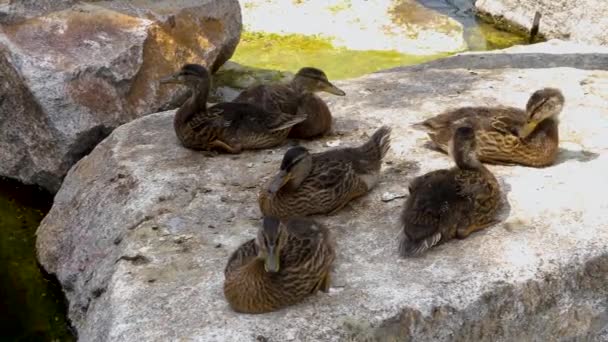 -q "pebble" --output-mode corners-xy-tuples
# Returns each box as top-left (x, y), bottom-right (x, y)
(381, 191), (407, 202)
(325, 140), (341, 147)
